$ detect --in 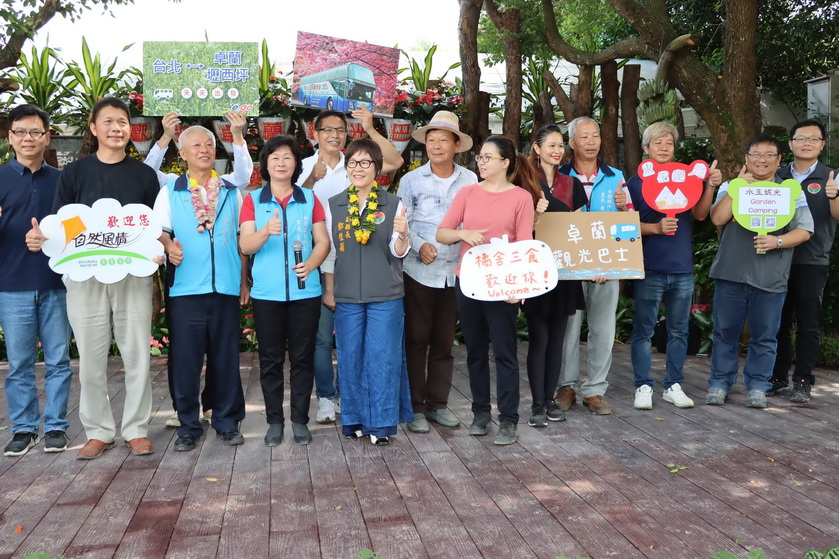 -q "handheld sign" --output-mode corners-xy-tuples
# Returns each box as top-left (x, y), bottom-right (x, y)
(535, 212), (644, 280)
(726, 177), (802, 252)
(638, 159), (709, 235)
(40, 199), (164, 284)
(459, 236), (557, 301)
